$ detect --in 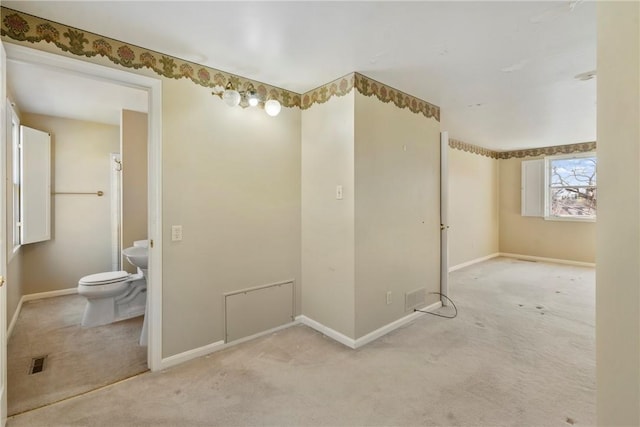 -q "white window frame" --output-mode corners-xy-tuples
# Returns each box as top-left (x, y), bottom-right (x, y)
(8, 101), (21, 256)
(544, 152), (596, 222)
